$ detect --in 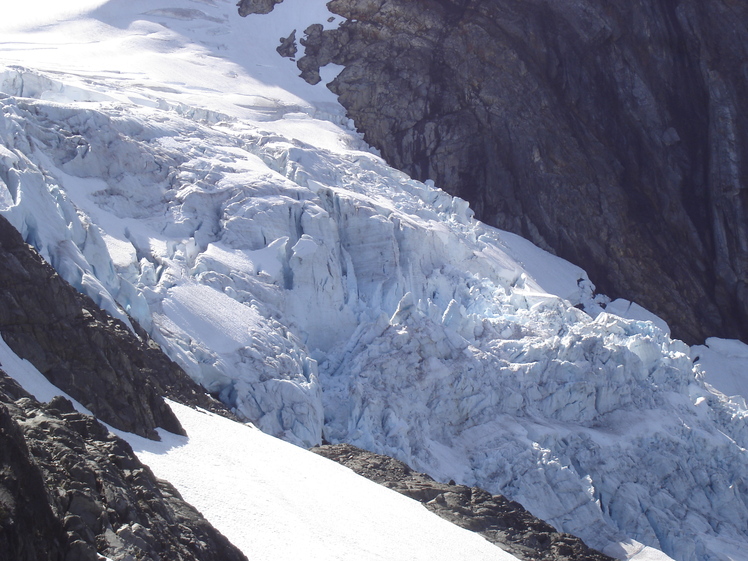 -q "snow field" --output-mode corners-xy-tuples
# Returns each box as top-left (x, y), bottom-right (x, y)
(0, 338), (517, 561)
(126, 401), (520, 561)
(2, 1), (748, 560)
